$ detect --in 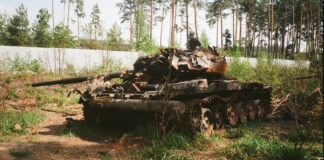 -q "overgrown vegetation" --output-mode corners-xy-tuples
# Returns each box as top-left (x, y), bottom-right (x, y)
(0, 110), (45, 139)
